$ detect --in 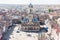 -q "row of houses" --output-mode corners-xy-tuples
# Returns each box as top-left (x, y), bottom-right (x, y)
(0, 8), (22, 40)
